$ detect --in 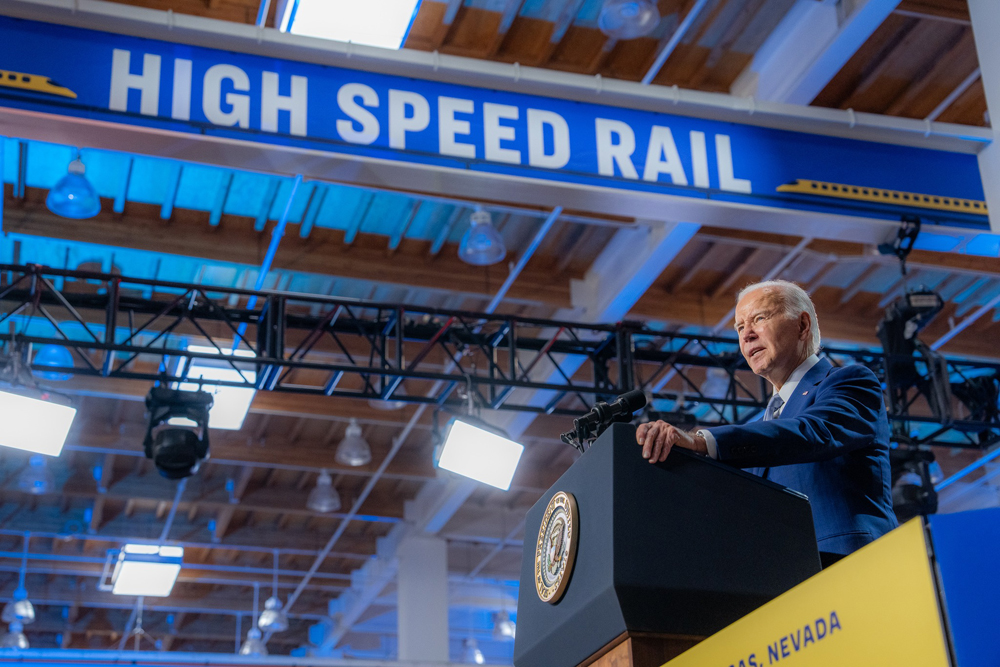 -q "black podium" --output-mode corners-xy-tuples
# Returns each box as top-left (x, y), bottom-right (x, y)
(514, 423), (821, 667)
